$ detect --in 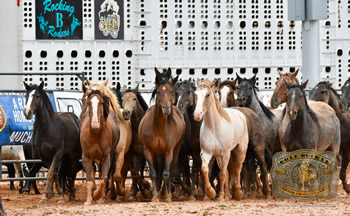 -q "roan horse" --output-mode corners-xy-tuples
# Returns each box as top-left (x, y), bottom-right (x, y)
(86, 79), (132, 200)
(121, 84), (152, 201)
(194, 79), (249, 201)
(216, 79), (271, 198)
(138, 68), (185, 202)
(236, 74), (281, 169)
(23, 81), (81, 203)
(280, 81), (340, 154)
